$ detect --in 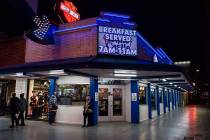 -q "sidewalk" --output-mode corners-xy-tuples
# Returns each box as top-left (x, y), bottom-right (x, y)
(0, 106), (210, 140)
